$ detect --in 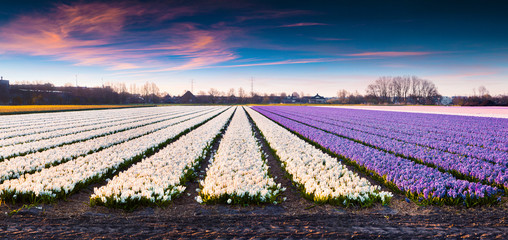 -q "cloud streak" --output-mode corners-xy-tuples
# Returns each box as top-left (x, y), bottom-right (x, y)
(215, 57), (373, 68)
(0, 2), (236, 71)
(344, 51), (434, 57)
(279, 22), (328, 27)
